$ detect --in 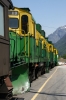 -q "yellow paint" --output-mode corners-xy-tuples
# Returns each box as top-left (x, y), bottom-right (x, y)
(35, 30), (40, 46)
(49, 43), (54, 52)
(32, 20), (35, 37)
(24, 34), (26, 56)
(31, 67), (58, 100)
(35, 31), (46, 48)
(9, 7), (35, 37)
(53, 48), (58, 55)
(56, 49), (58, 55)
(28, 32), (30, 57)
